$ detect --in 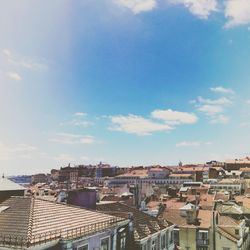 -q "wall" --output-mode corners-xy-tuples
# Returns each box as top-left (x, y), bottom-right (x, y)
(179, 227), (197, 250)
